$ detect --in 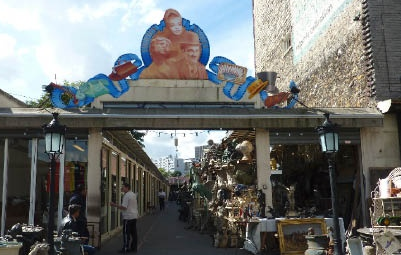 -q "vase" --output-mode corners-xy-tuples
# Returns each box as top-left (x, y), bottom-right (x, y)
(304, 235), (329, 255)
